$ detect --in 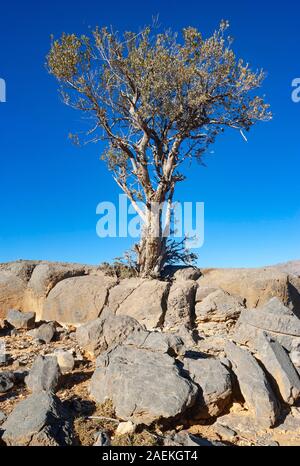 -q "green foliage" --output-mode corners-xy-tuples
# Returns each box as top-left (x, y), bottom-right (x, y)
(47, 21), (271, 206)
